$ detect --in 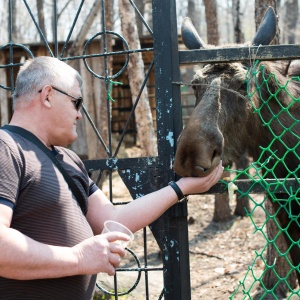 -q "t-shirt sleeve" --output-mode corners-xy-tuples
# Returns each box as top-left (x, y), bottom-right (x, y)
(88, 179), (99, 196)
(0, 140), (22, 208)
